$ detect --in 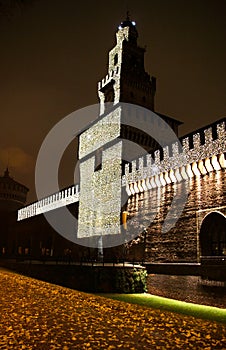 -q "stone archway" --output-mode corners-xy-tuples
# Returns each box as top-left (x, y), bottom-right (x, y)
(200, 211), (226, 257)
